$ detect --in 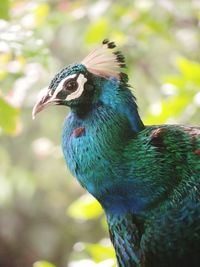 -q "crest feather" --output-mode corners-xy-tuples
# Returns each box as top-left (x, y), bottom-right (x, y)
(81, 39), (127, 81)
